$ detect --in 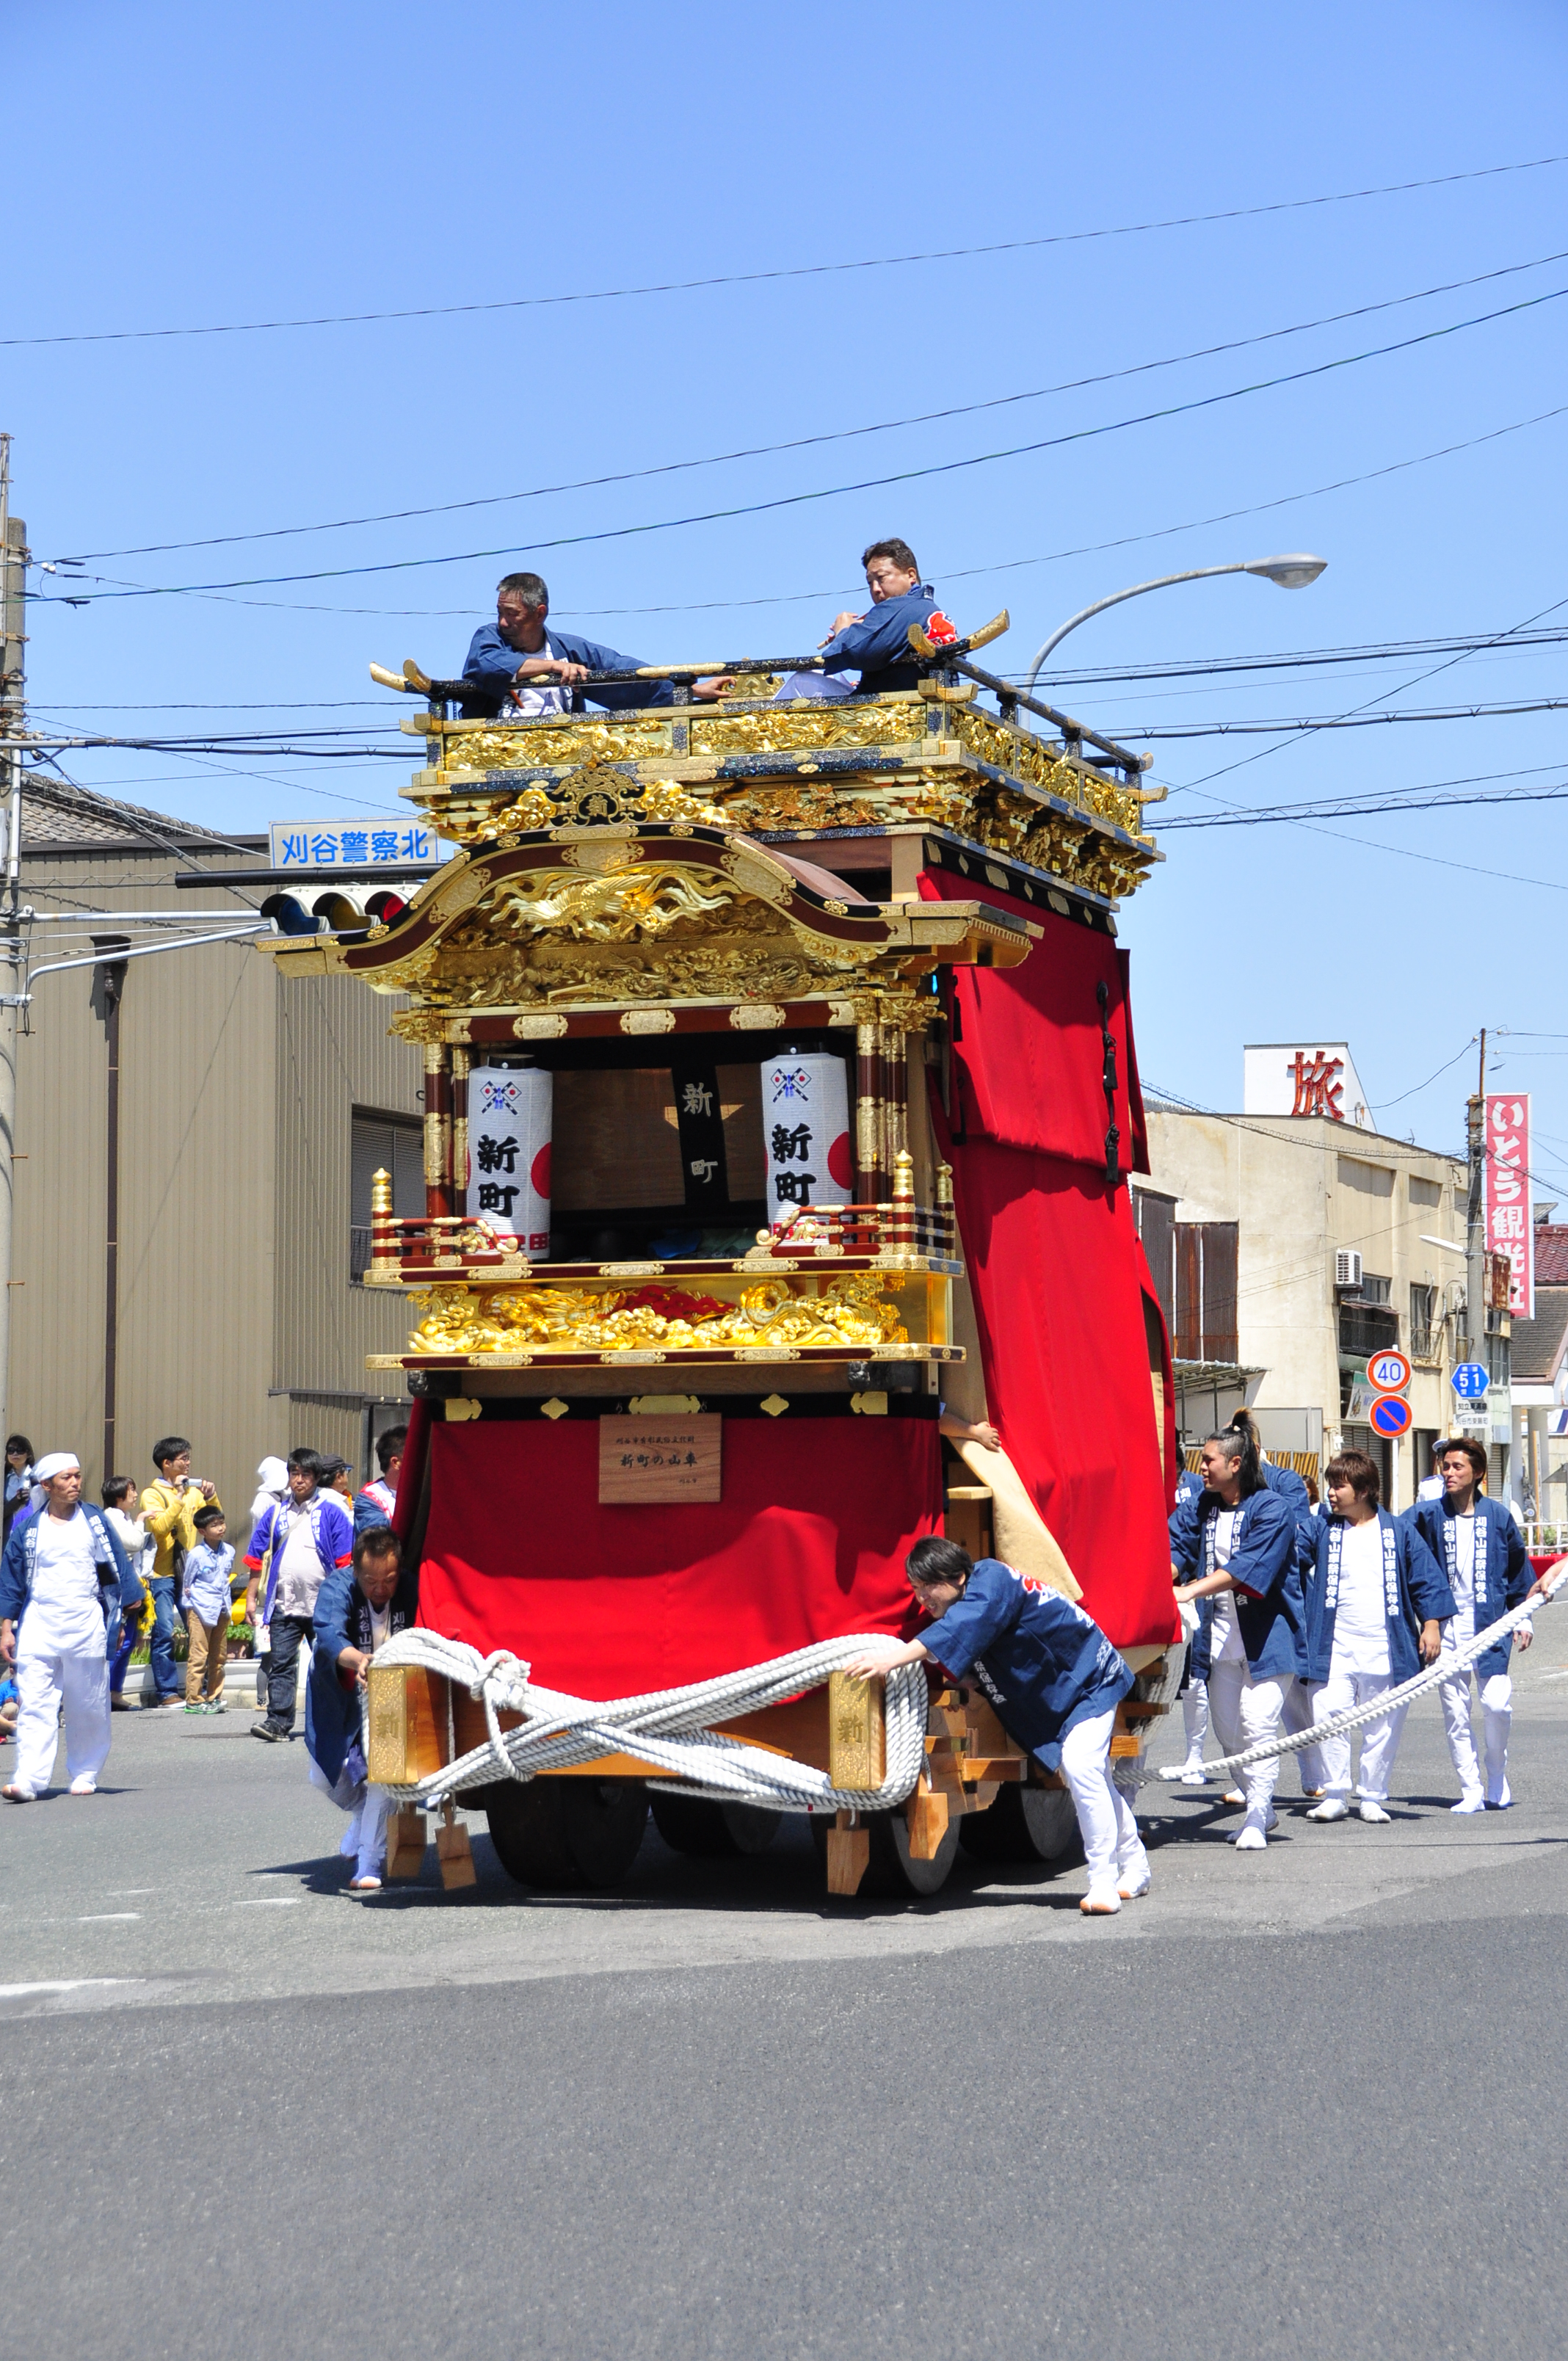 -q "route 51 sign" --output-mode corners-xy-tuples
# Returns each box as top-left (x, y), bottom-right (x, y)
(1451, 1362), (1489, 1401)
(1366, 1347), (1412, 1395)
